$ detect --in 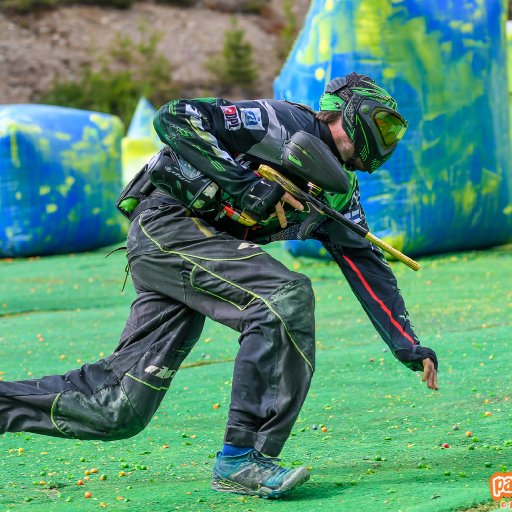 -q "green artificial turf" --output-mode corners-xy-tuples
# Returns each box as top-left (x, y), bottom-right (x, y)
(0, 243), (510, 512)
